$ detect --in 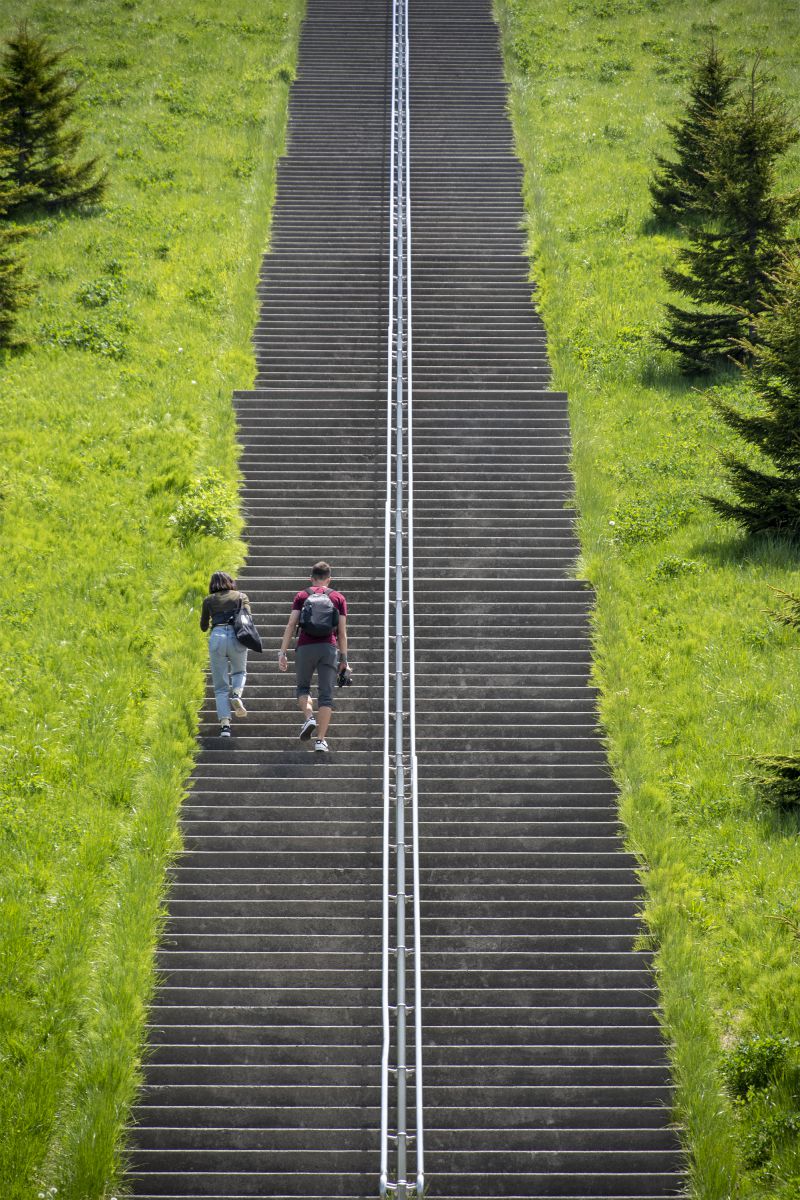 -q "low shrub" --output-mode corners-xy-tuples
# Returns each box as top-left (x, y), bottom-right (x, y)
(722, 1036), (793, 1100)
(744, 1111), (800, 1169)
(169, 471), (238, 544)
(609, 493), (696, 547)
